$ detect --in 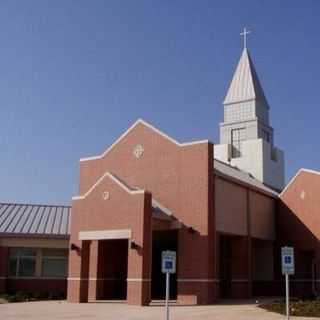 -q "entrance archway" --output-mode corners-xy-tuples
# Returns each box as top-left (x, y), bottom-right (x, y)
(96, 239), (128, 300)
